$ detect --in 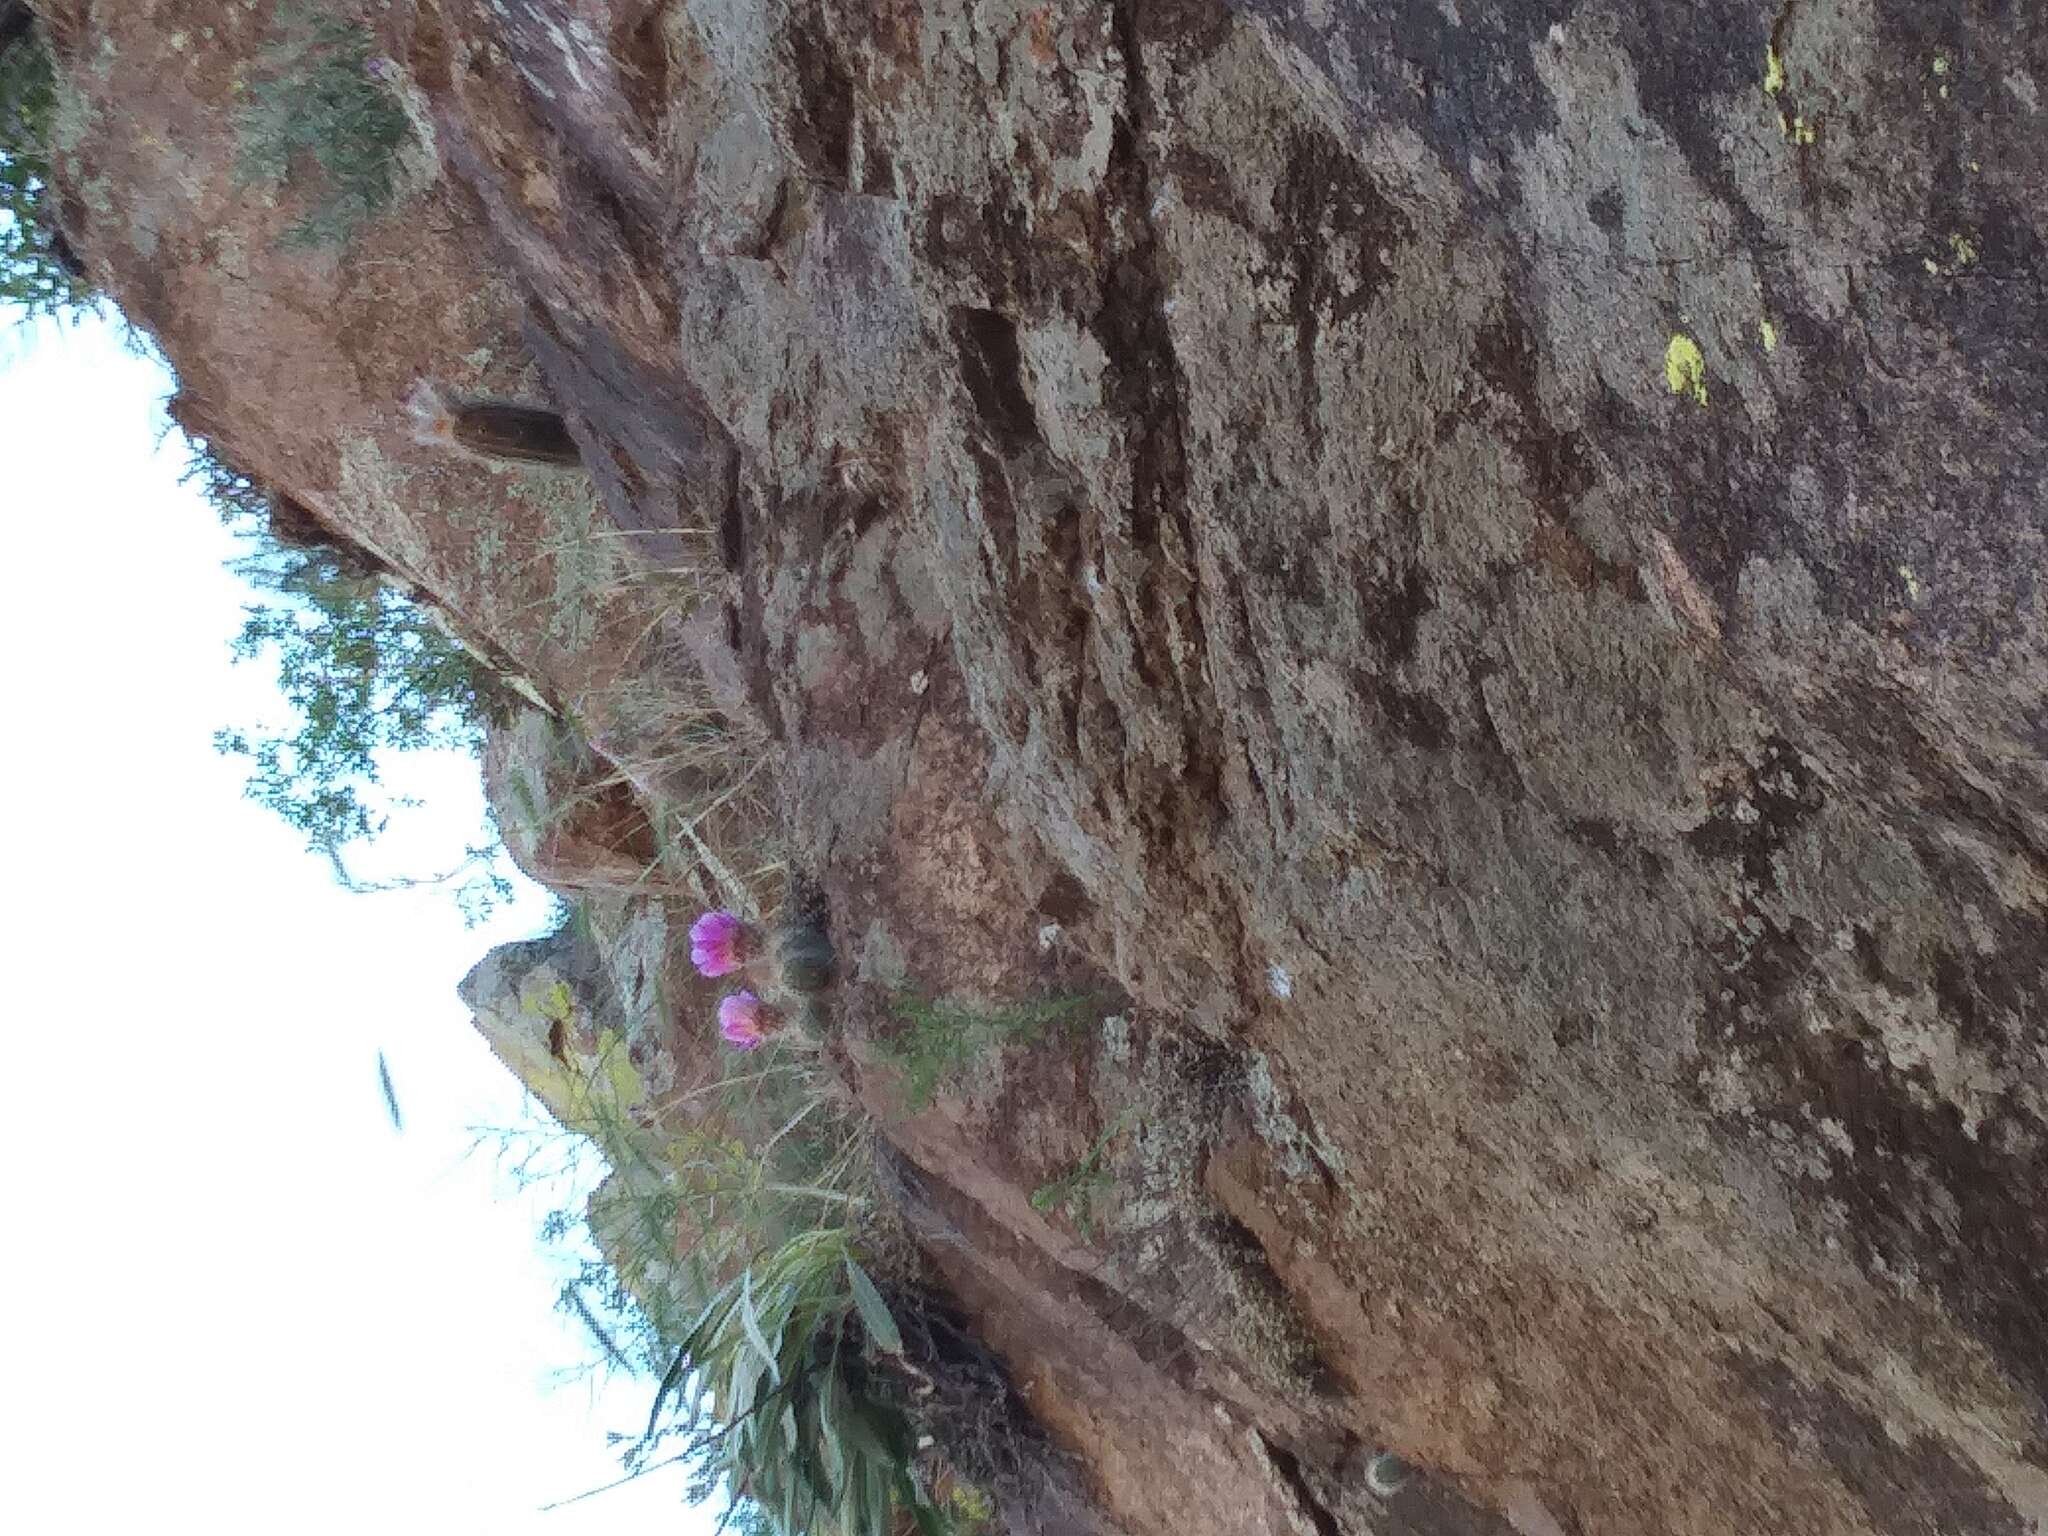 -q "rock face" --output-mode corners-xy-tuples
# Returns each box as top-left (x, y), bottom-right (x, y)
(39, 0), (2048, 1532)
